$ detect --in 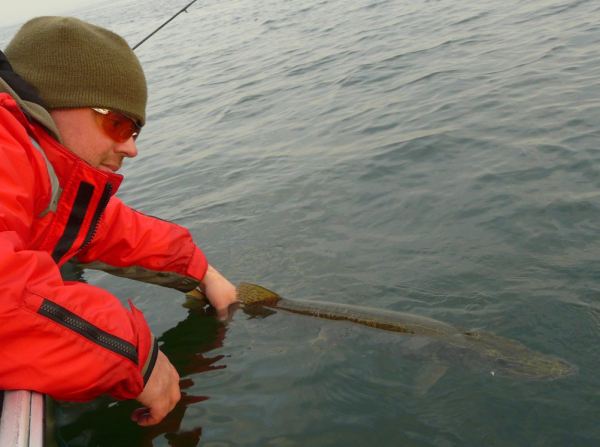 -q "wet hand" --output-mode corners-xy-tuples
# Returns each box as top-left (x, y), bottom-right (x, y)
(133, 350), (180, 426)
(198, 264), (238, 321)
